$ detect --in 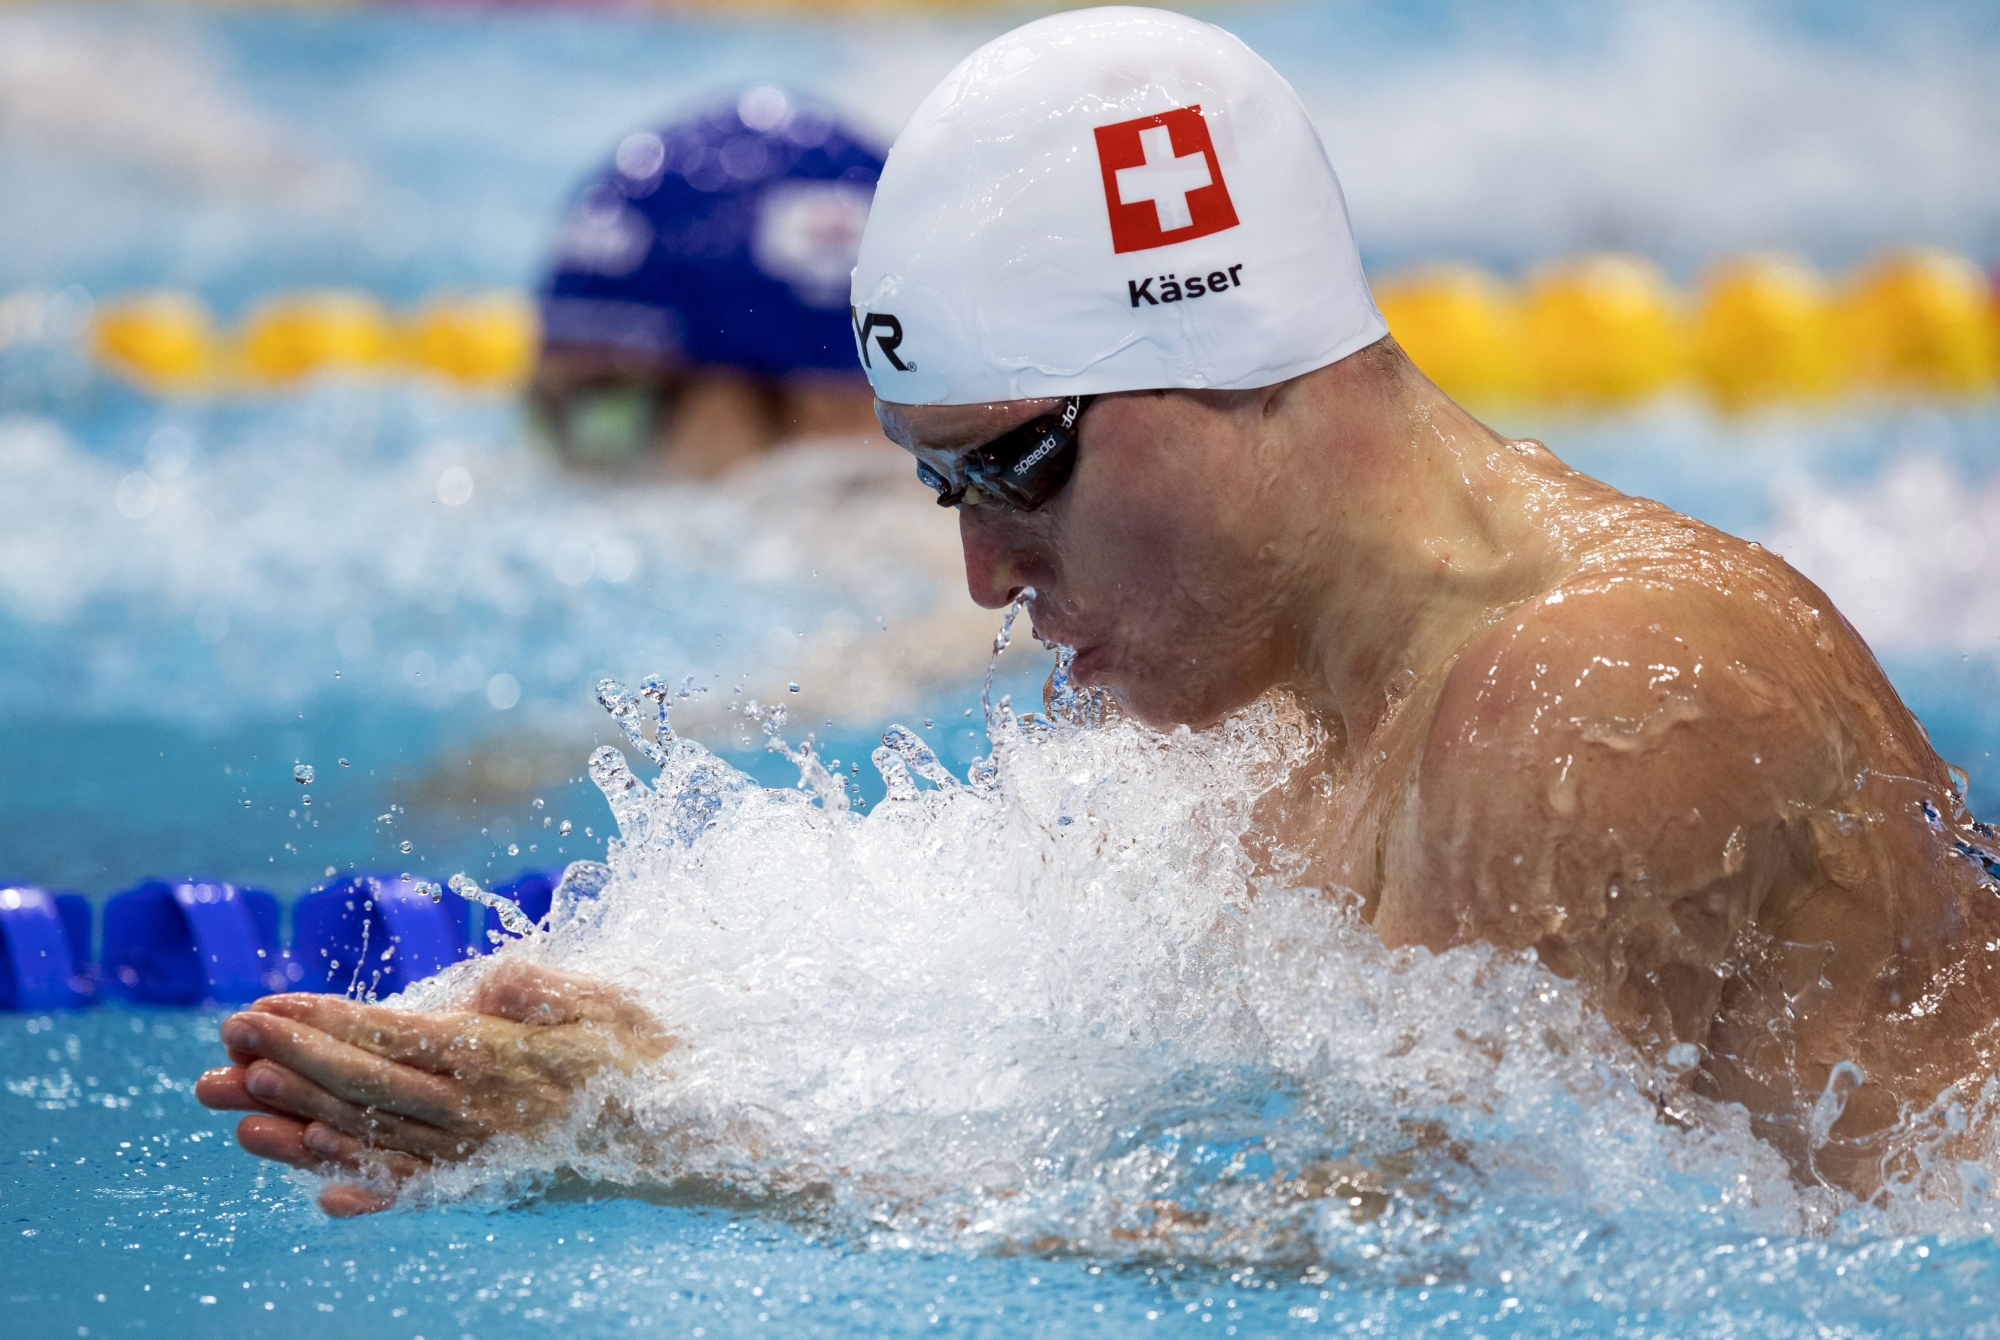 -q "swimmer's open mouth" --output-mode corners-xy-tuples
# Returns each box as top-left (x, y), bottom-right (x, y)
(1063, 643), (1106, 683)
